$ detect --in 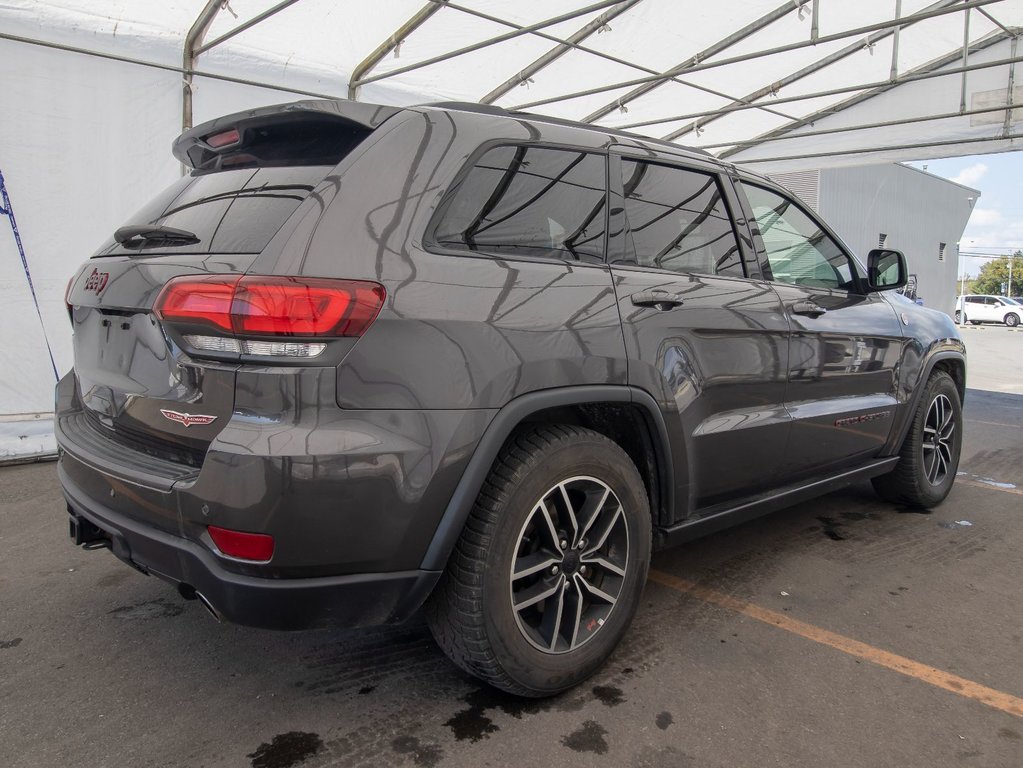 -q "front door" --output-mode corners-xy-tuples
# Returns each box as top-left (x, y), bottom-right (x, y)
(608, 152), (790, 516)
(737, 181), (905, 480)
